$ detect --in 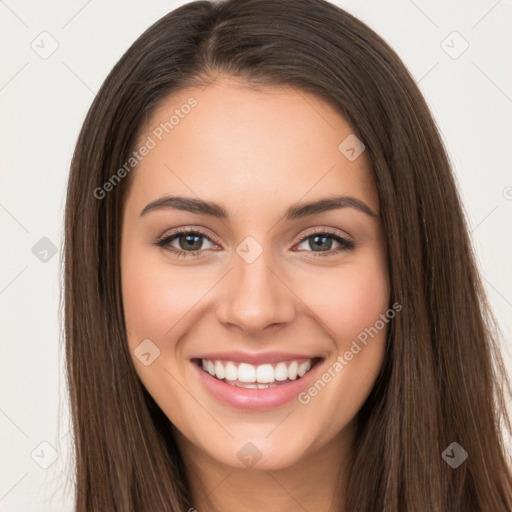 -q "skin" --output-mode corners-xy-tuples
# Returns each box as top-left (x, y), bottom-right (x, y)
(121, 76), (390, 512)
